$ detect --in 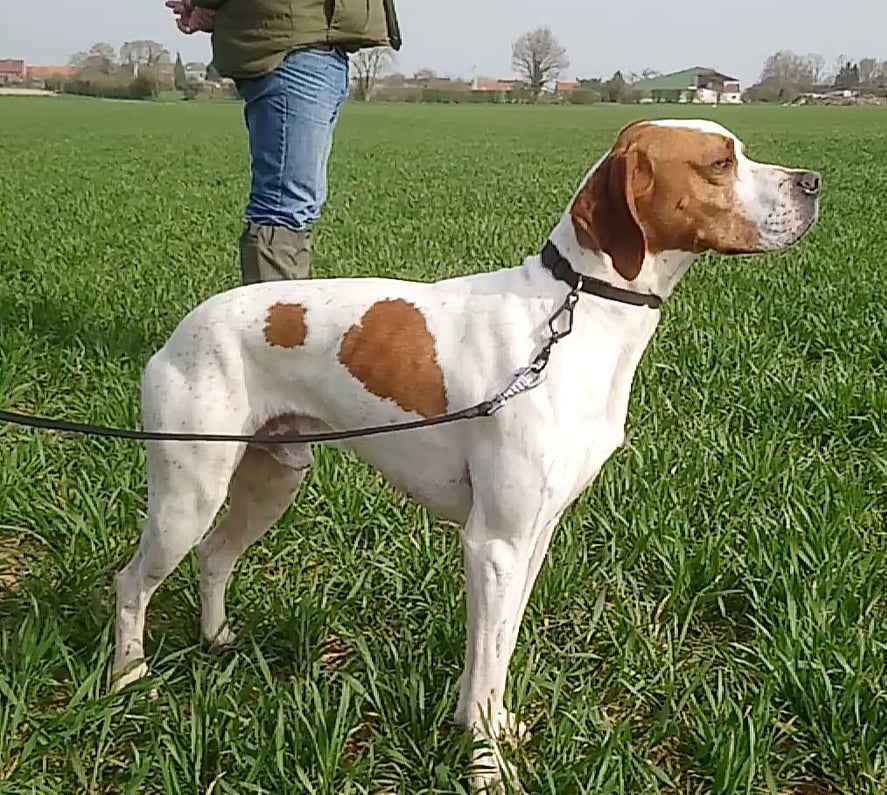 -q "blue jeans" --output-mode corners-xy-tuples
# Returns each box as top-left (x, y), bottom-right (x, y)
(235, 46), (350, 231)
